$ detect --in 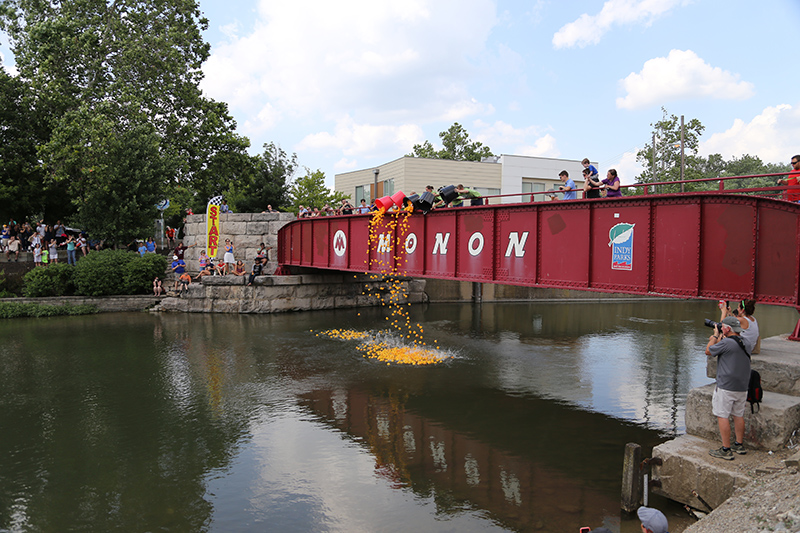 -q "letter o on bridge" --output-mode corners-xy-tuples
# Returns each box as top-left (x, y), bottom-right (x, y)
(468, 232), (484, 256)
(405, 233), (418, 254)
